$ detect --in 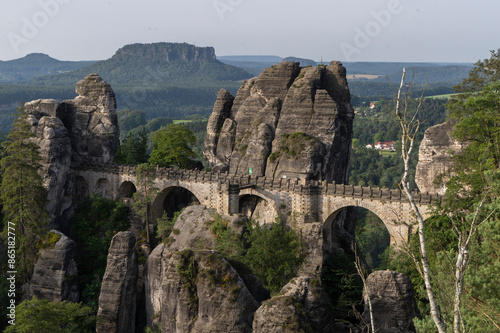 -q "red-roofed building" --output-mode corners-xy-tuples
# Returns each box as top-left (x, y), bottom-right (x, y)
(374, 141), (395, 151)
